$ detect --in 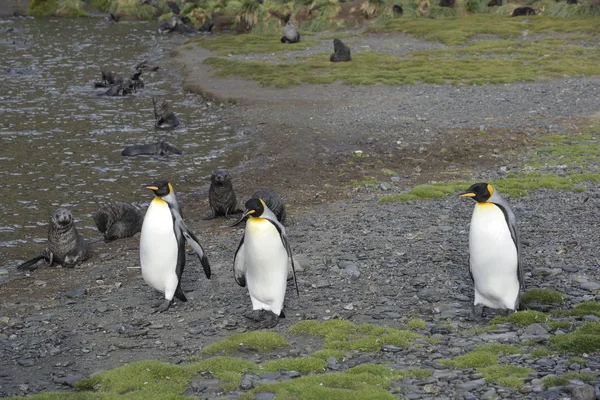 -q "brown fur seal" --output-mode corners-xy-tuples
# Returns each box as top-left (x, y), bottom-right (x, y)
(121, 141), (182, 157)
(153, 97), (179, 128)
(93, 201), (146, 241)
(17, 208), (91, 271)
(203, 169), (239, 220)
(252, 190), (287, 225)
(330, 39), (352, 62)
